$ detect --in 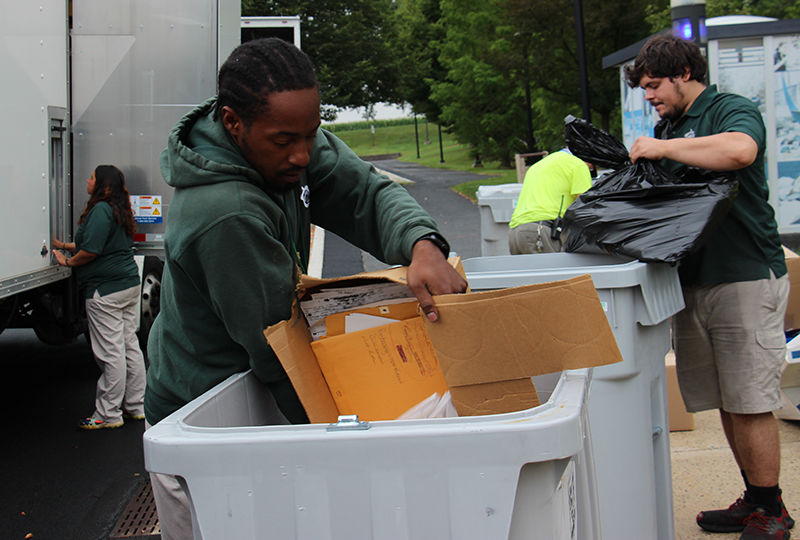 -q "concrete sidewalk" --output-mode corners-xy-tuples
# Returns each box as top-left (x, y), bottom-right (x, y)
(671, 410), (800, 539)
